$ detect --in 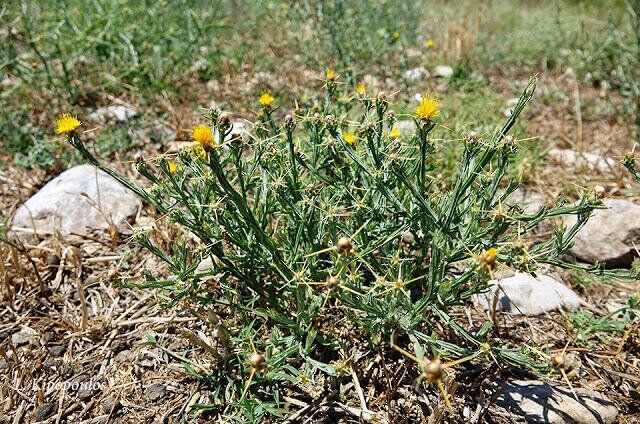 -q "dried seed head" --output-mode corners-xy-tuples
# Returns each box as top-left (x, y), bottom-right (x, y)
(249, 353), (265, 369)
(337, 237), (351, 252)
(594, 185), (606, 199)
(401, 231), (415, 245)
(218, 112), (230, 125)
(326, 276), (339, 288)
(624, 151), (636, 165)
(467, 131), (478, 142)
(325, 114), (336, 125)
(377, 91), (386, 101)
(285, 114), (293, 124)
(425, 359), (443, 381)
(551, 354), (566, 370)
(134, 153), (144, 164)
